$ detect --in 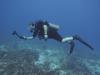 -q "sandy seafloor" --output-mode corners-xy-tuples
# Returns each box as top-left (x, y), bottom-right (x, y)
(0, 40), (100, 75)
